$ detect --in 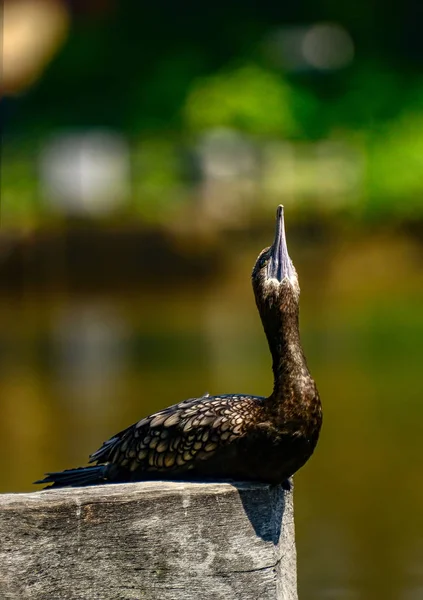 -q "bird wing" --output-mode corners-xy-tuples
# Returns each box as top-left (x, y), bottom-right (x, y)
(88, 394), (264, 473)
